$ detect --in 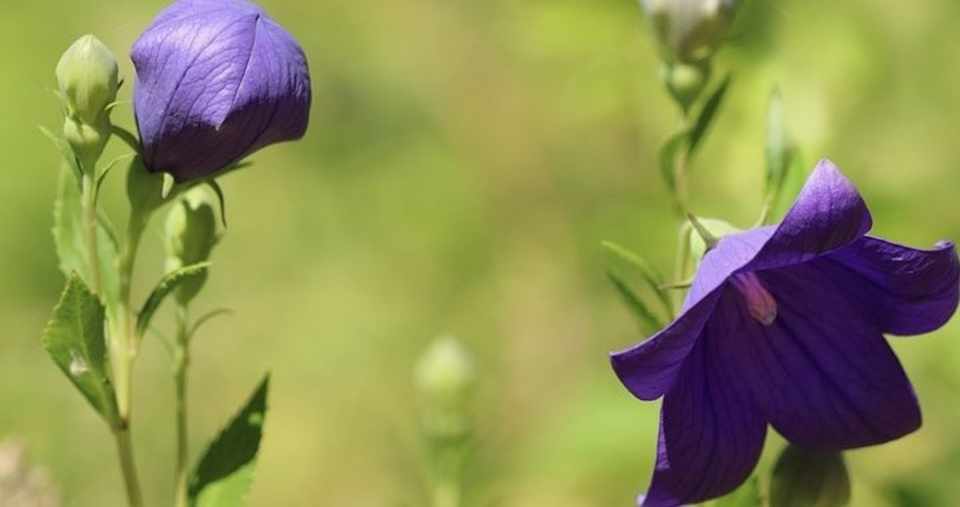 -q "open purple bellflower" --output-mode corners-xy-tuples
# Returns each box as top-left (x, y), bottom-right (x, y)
(131, 0), (311, 182)
(611, 160), (959, 507)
